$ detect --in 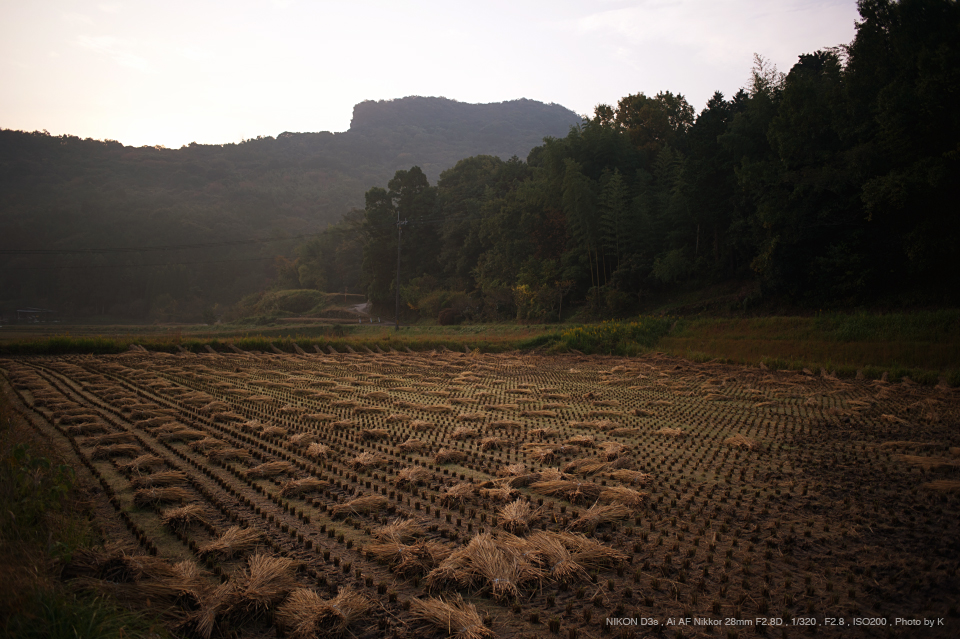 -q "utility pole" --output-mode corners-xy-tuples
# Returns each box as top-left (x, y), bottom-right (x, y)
(395, 214), (407, 332)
